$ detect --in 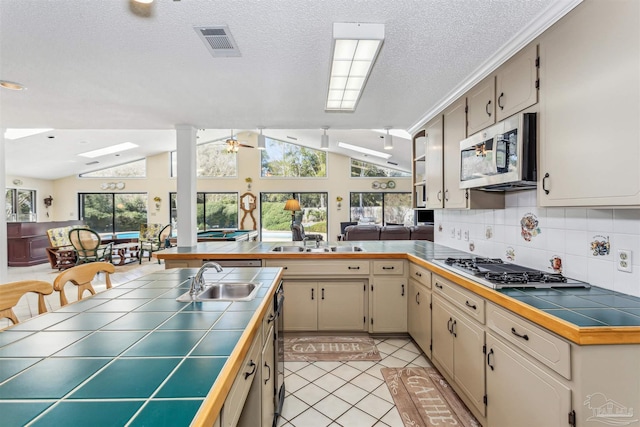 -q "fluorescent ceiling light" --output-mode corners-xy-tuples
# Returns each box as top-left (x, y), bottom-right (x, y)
(78, 142), (138, 158)
(337, 141), (392, 159)
(326, 23), (384, 112)
(4, 128), (54, 140)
